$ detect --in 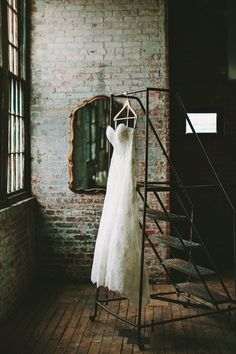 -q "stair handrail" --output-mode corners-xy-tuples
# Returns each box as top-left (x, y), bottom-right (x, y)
(174, 91), (236, 298)
(112, 88), (236, 297)
(175, 91), (236, 214)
